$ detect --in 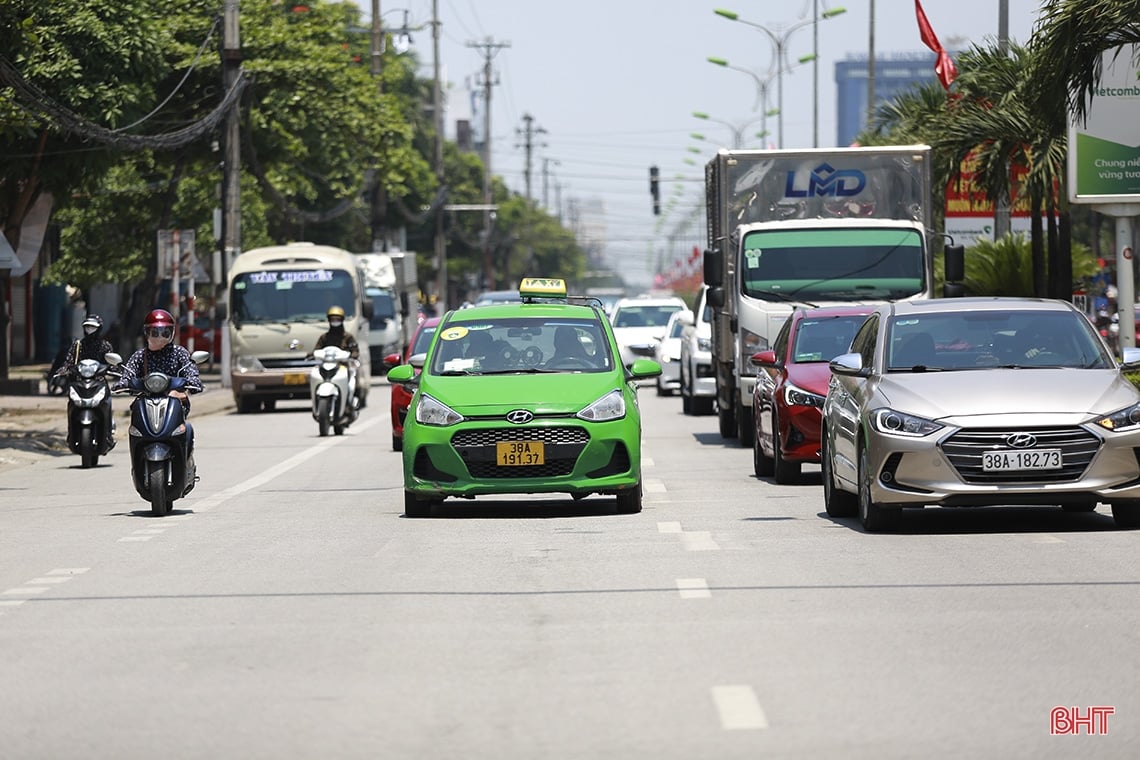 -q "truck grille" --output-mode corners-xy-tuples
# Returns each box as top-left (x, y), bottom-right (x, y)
(452, 426), (589, 479)
(940, 426), (1101, 484)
